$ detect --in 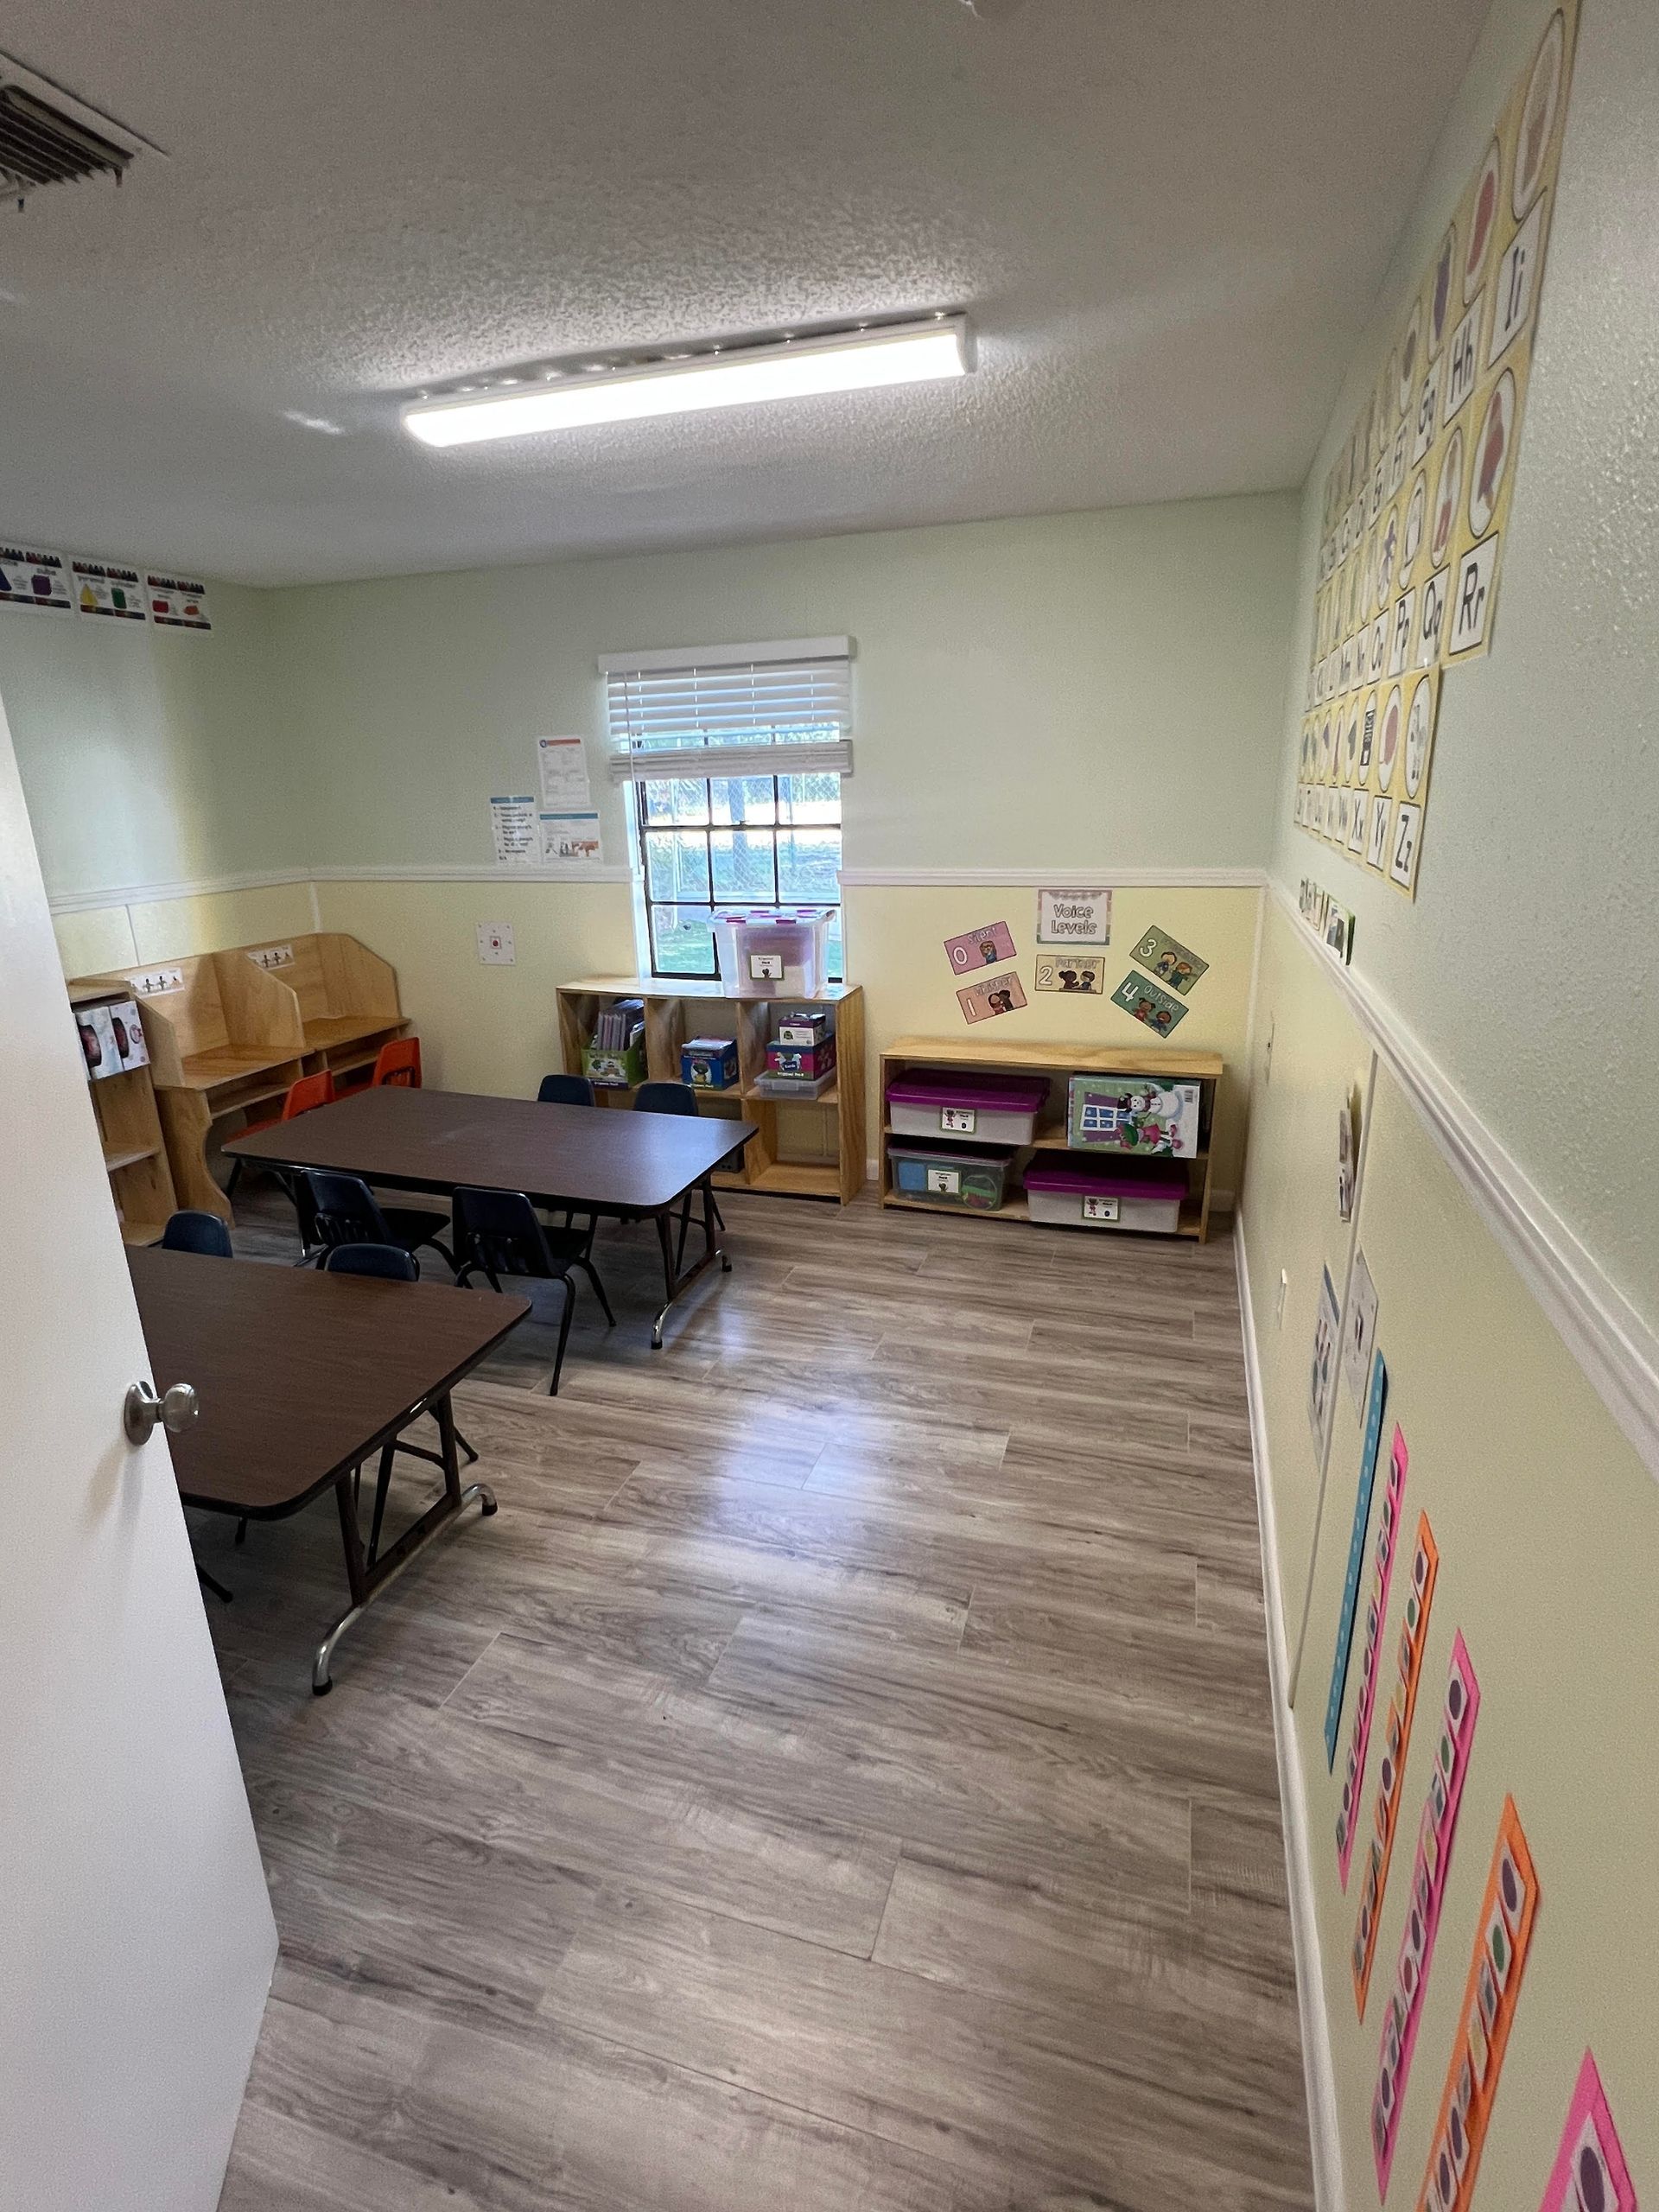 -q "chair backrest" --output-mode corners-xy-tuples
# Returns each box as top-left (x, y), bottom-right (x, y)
(322, 1241), (418, 1282)
(372, 1036), (423, 1089)
(635, 1080), (699, 1118)
(453, 1186), (557, 1281)
(283, 1070), (337, 1120)
(160, 1209), (233, 1258)
(301, 1168), (391, 1252)
(537, 1071), (596, 1107)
